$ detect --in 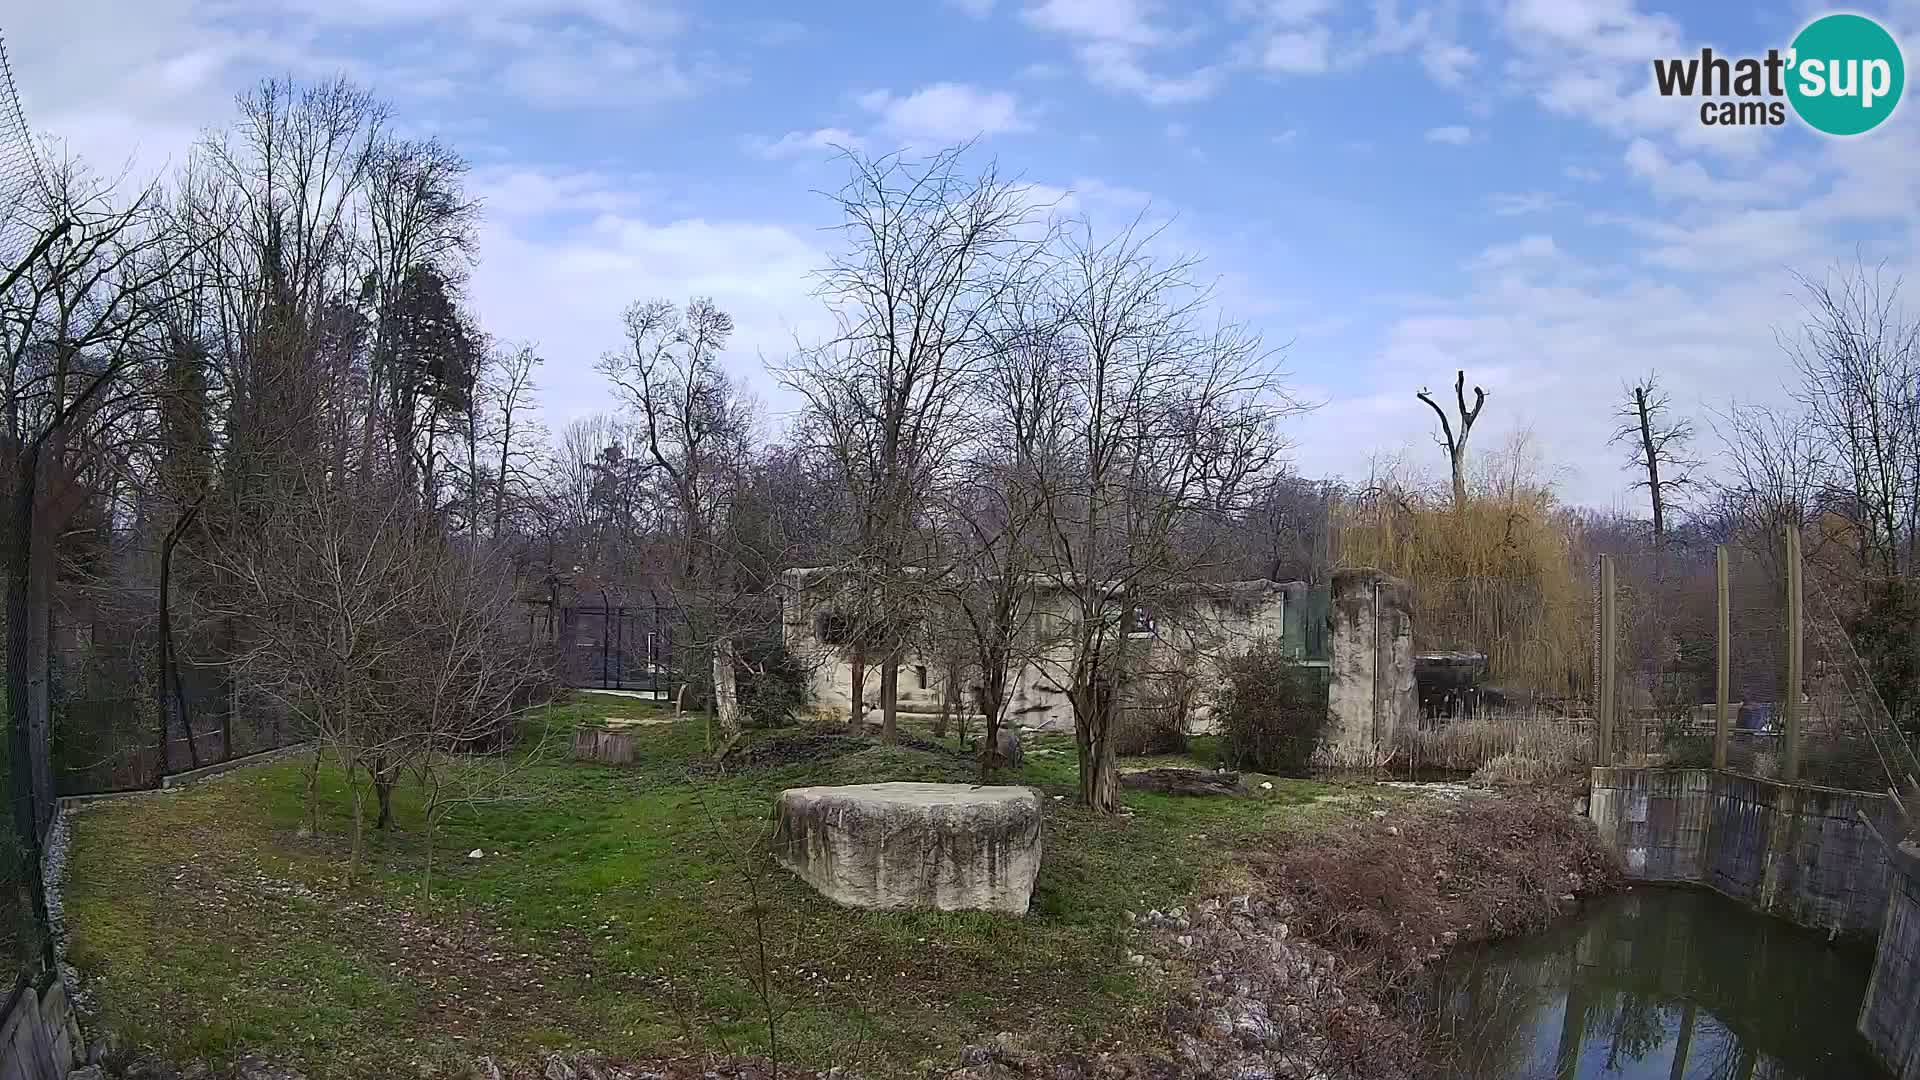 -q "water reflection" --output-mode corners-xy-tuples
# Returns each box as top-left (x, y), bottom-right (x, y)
(1430, 887), (1887, 1079)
